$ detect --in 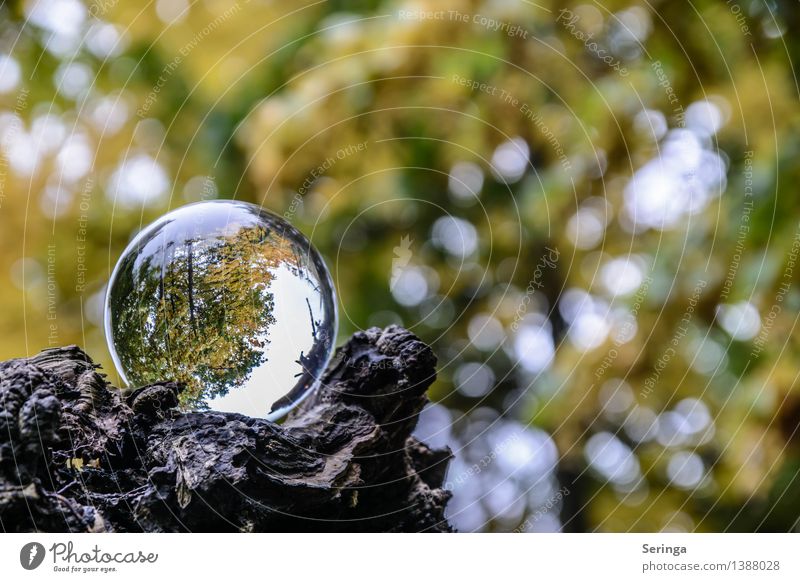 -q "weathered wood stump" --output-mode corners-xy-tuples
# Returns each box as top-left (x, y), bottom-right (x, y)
(0, 325), (451, 532)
